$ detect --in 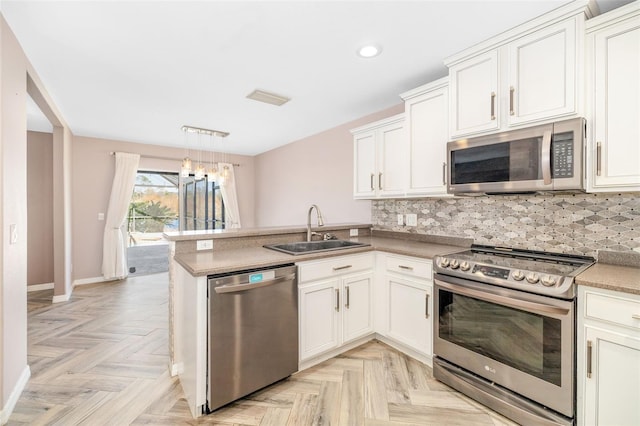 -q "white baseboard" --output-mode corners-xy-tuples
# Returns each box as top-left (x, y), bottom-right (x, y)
(73, 276), (109, 287)
(52, 293), (71, 303)
(170, 362), (183, 377)
(27, 282), (54, 292)
(0, 365), (30, 425)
